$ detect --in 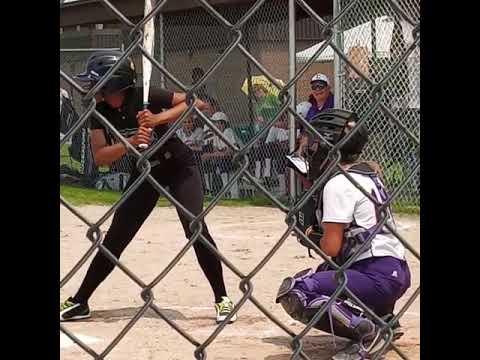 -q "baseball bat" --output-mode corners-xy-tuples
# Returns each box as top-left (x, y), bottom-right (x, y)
(139, 0), (155, 149)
